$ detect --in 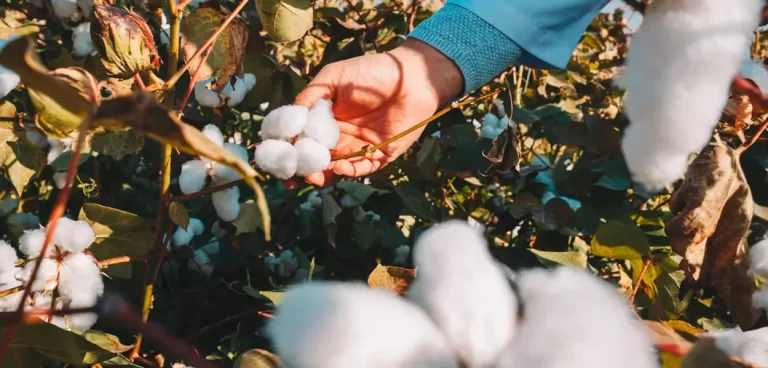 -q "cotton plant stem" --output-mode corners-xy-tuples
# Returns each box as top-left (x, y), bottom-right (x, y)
(177, 44), (214, 110)
(629, 257), (652, 305)
(332, 90), (502, 161)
